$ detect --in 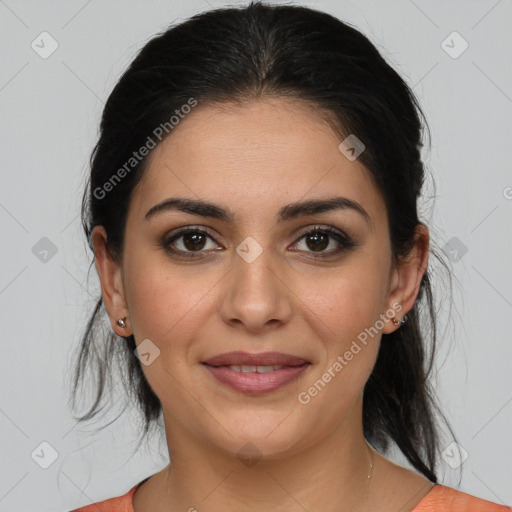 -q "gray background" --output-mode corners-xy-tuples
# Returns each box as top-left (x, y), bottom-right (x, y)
(1, 0), (511, 510)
